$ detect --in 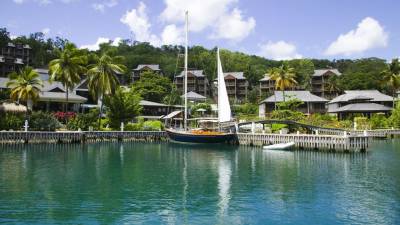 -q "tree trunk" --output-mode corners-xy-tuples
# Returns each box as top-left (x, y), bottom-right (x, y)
(98, 95), (103, 130)
(64, 85), (69, 113)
